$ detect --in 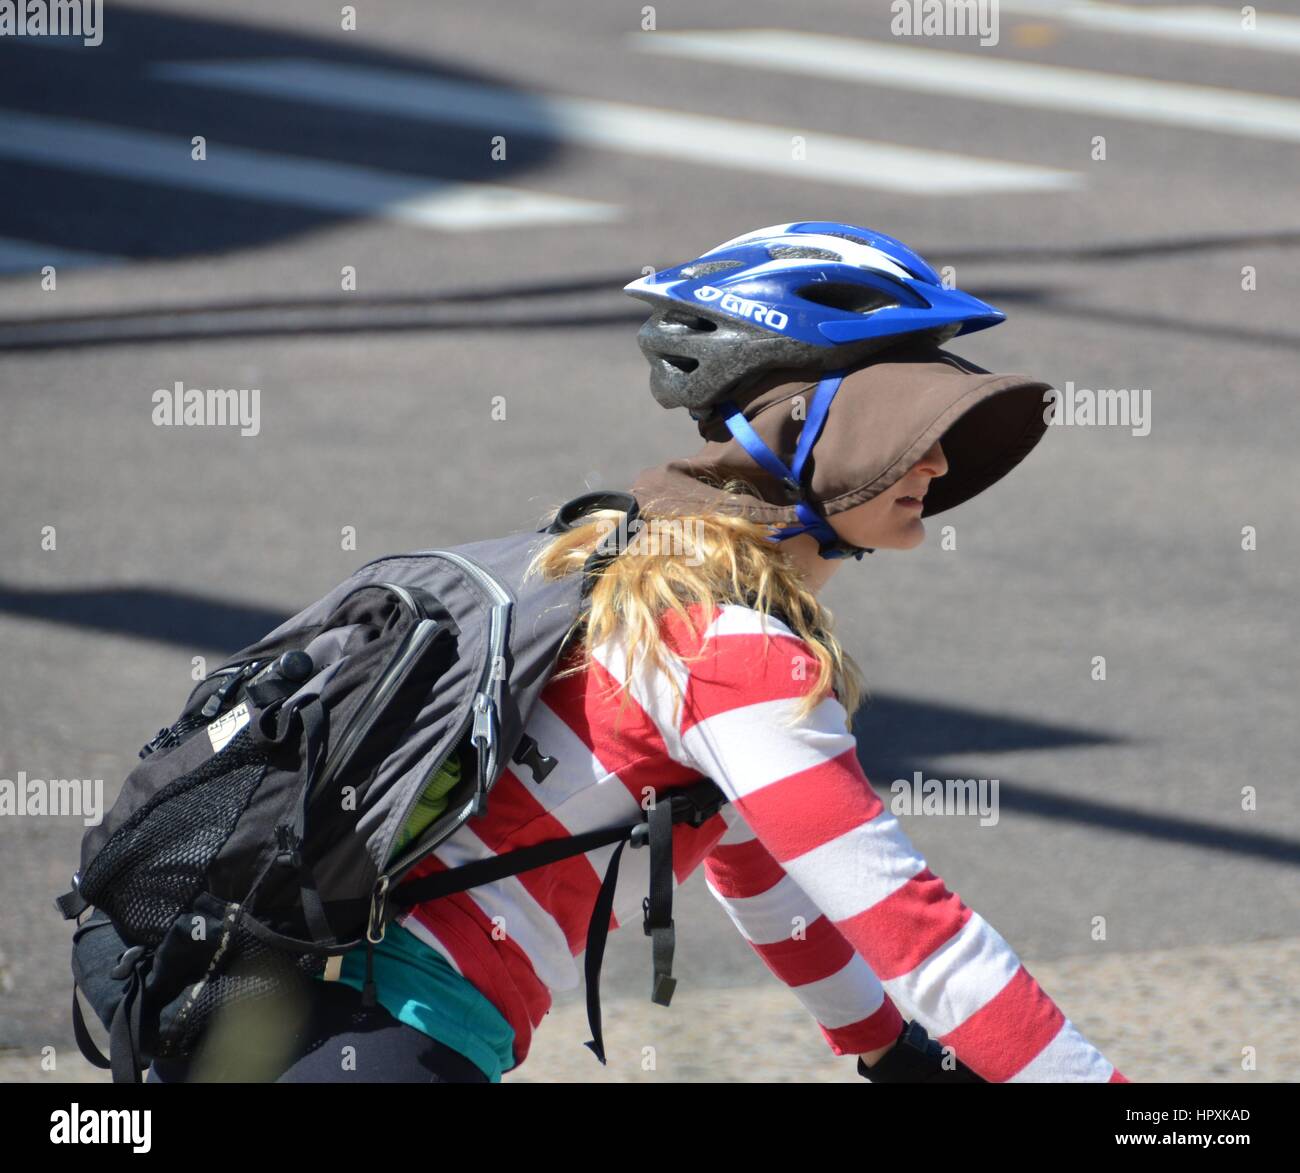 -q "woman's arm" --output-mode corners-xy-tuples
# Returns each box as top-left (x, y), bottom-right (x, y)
(657, 606), (1128, 1083)
(703, 802), (907, 1064)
